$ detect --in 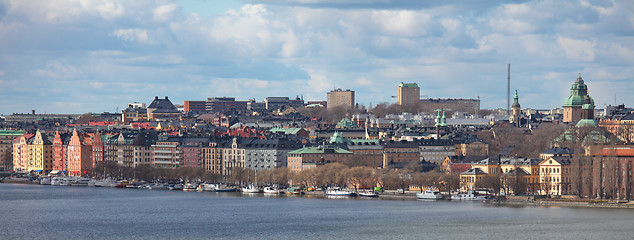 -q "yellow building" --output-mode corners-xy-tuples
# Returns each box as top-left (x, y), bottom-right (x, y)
(397, 82), (420, 106)
(539, 156), (573, 196)
(327, 88), (355, 109)
(471, 158), (501, 175)
(27, 130), (52, 173)
(459, 168), (487, 191)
